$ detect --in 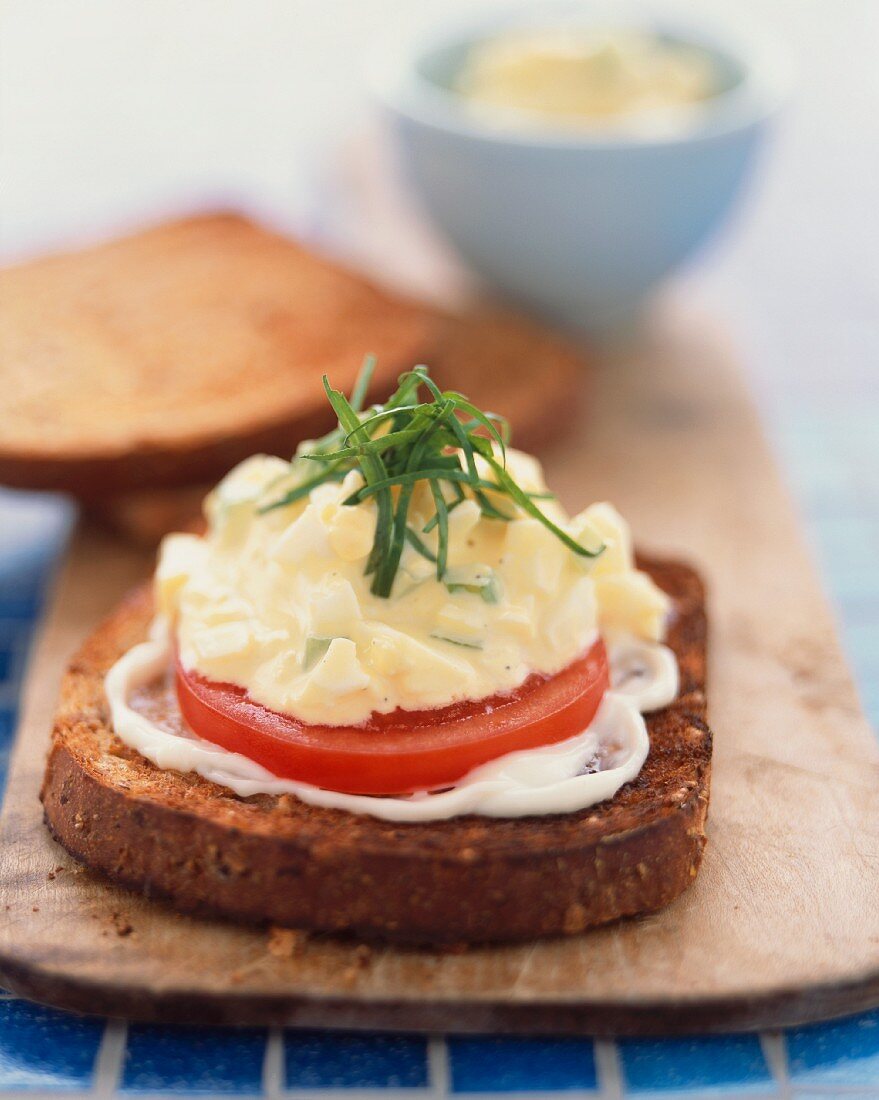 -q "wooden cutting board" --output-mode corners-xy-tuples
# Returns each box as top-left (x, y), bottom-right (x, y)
(1, 304), (878, 1035)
